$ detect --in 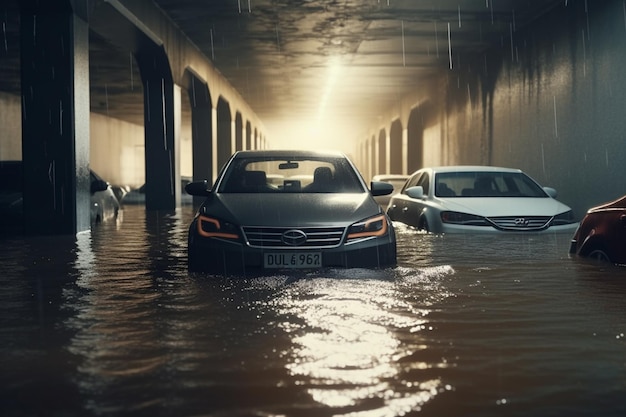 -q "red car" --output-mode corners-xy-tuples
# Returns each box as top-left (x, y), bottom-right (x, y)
(570, 195), (626, 264)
